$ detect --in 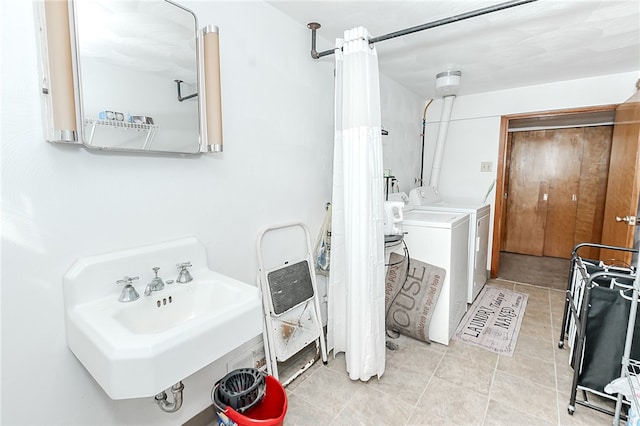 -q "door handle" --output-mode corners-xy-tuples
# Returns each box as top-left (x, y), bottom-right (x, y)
(615, 215), (638, 226)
